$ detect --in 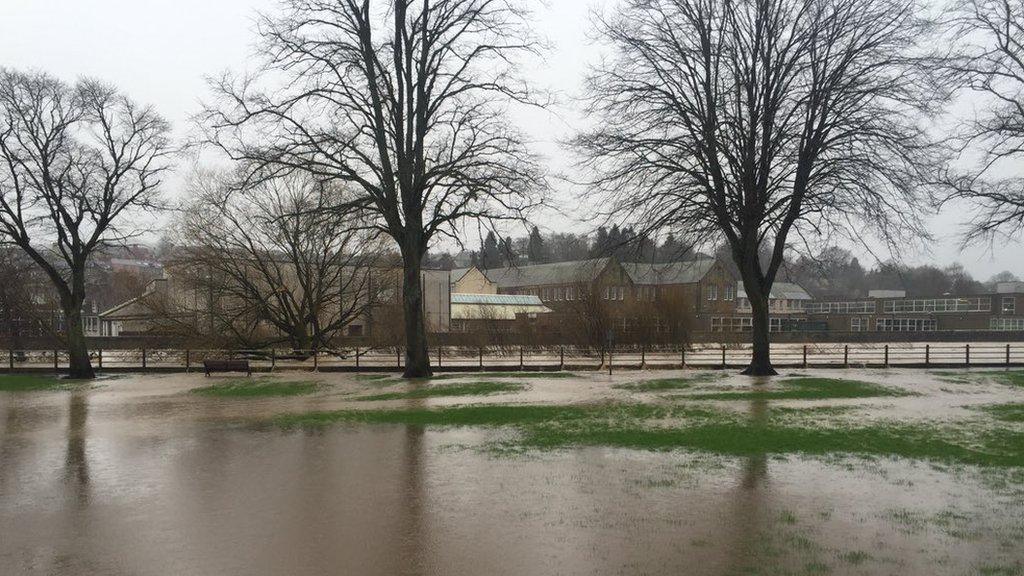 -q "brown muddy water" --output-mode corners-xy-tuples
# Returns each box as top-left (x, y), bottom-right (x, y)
(1, 369), (1023, 575)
